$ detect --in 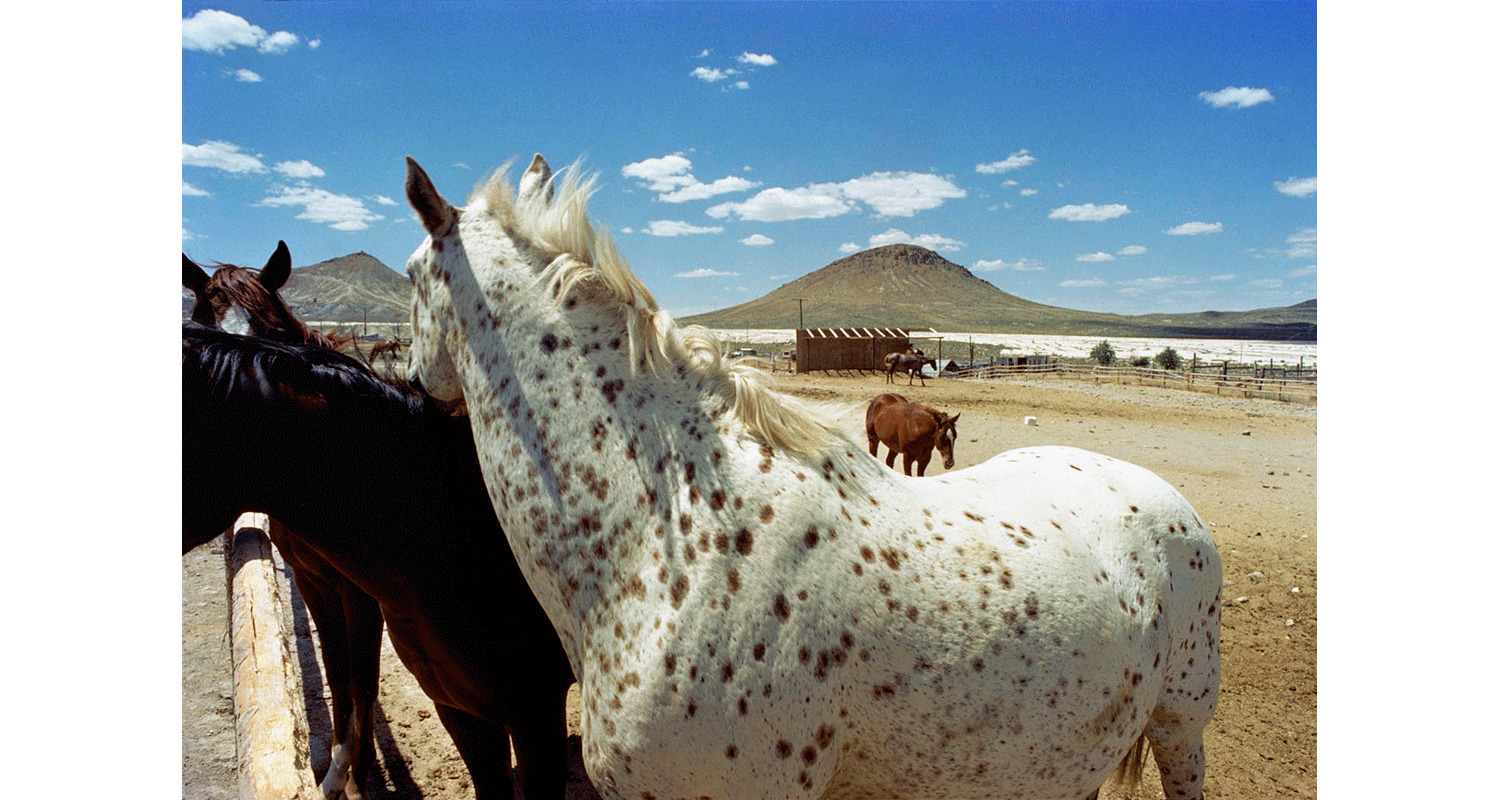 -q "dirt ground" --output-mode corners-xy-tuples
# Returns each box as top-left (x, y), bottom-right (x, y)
(183, 370), (1315, 799)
